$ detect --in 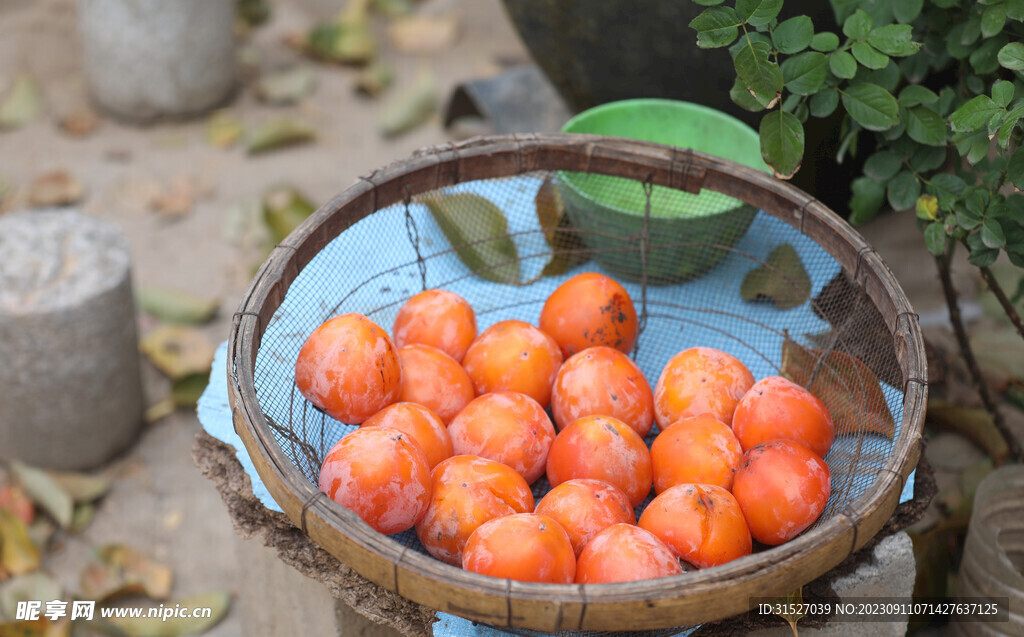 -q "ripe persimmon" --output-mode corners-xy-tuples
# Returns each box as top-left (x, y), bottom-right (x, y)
(360, 402), (452, 469)
(392, 289), (477, 363)
(732, 439), (831, 546)
(638, 483), (752, 569)
(416, 455), (534, 565)
(296, 313), (402, 424)
(654, 347), (754, 429)
(551, 346), (655, 436)
(461, 320), (563, 407)
(534, 478), (635, 556)
(546, 415), (652, 507)
(732, 376), (835, 458)
(575, 523), (683, 584)
(396, 344), (474, 425)
(447, 391), (555, 484)
(462, 513), (576, 584)
(650, 415), (743, 493)
(539, 272), (638, 358)
(318, 426), (432, 535)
